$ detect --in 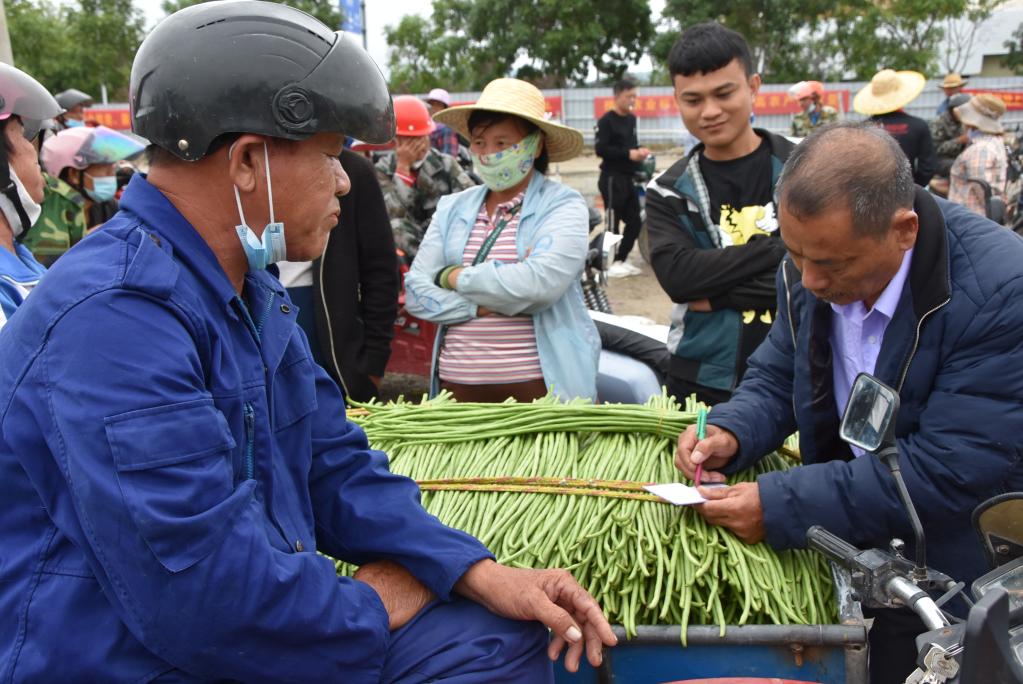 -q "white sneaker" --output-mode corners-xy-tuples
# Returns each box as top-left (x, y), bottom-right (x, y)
(622, 261), (642, 275)
(606, 261), (637, 278)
